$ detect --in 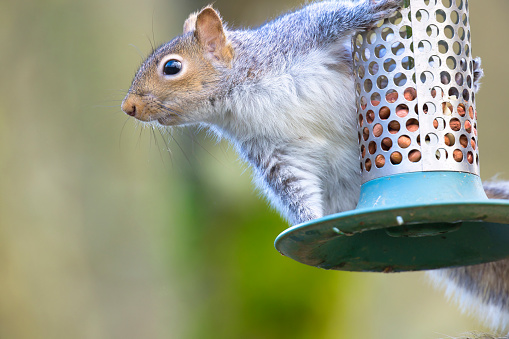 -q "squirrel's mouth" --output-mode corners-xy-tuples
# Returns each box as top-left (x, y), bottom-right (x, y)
(157, 115), (177, 126)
